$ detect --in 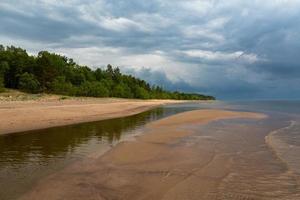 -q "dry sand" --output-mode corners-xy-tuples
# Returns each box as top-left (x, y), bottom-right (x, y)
(0, 97), (187, 135)
(19, 109), (267, 200)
